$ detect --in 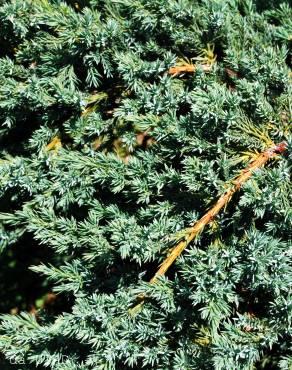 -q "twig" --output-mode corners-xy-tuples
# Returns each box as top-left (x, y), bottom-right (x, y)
(129, 142), (287, 315)
(168, 64), (212, 75)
